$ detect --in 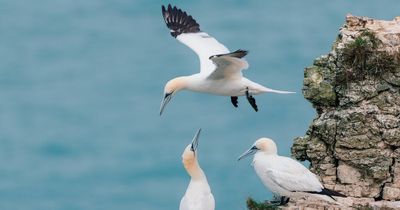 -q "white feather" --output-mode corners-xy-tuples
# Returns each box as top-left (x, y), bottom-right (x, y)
(180, 180), (215, 210)
(208, 56), (249, 80)
(160, 6), (295, 115)
(240, 138), (344, 204)
(253, 155), (323, 195)
(176, 32), (229, 75)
